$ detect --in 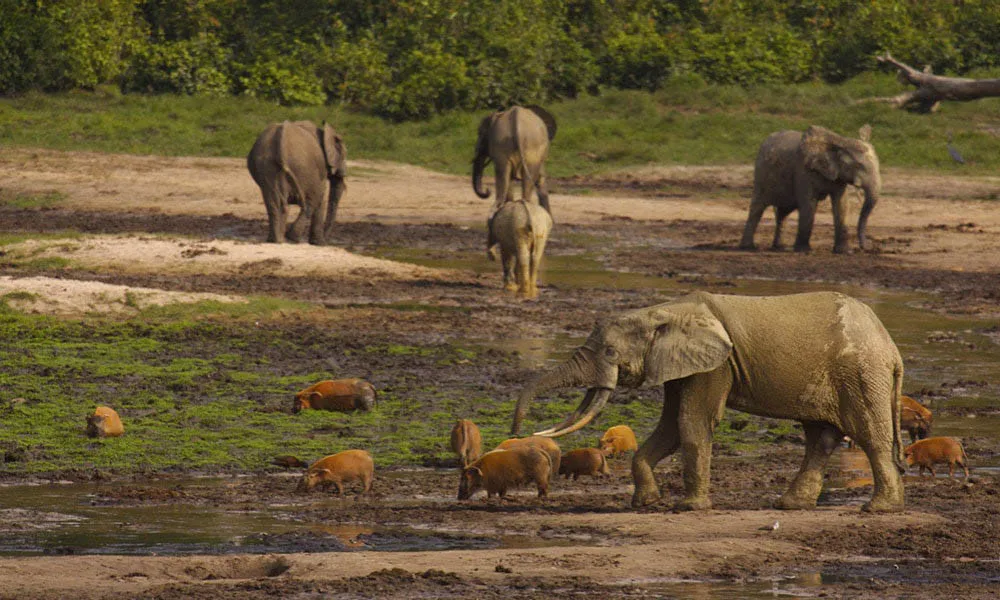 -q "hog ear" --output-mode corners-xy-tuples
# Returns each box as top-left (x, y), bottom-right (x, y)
(468, 467), (483, 478)
(314, 468), (332, 477)
(309, 391), (323, 402)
